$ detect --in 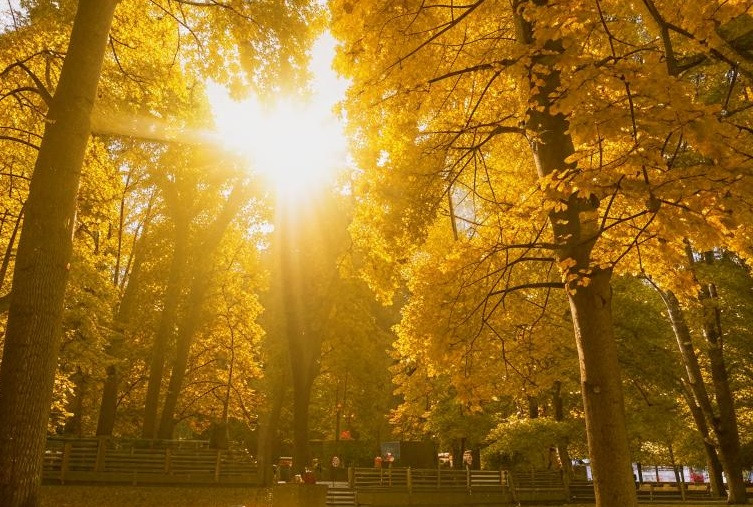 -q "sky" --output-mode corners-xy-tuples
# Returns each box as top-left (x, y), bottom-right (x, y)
(206, 32), (351, 198)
